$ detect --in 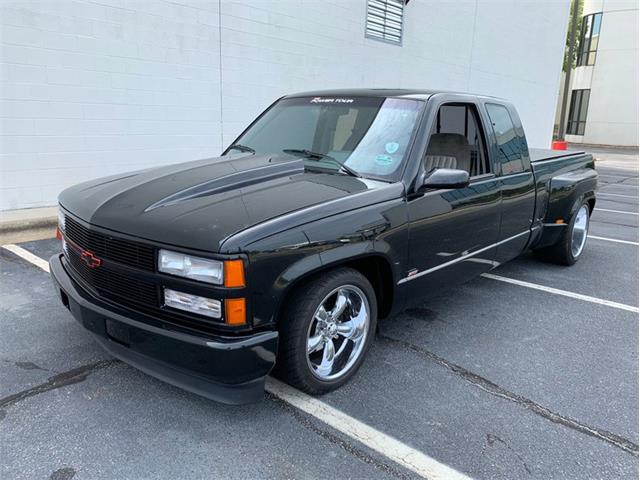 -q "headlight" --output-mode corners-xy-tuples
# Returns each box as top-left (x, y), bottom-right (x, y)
(158, 249), (223, 285)
(57, 208), (65, 242)
(58, 208), (65, 232)
(163, 288), (221, 318)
